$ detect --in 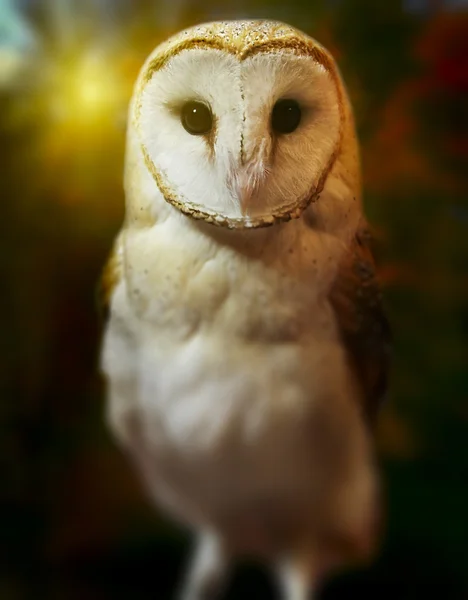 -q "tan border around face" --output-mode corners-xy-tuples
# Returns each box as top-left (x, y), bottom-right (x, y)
(134, 36), (345, 230)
